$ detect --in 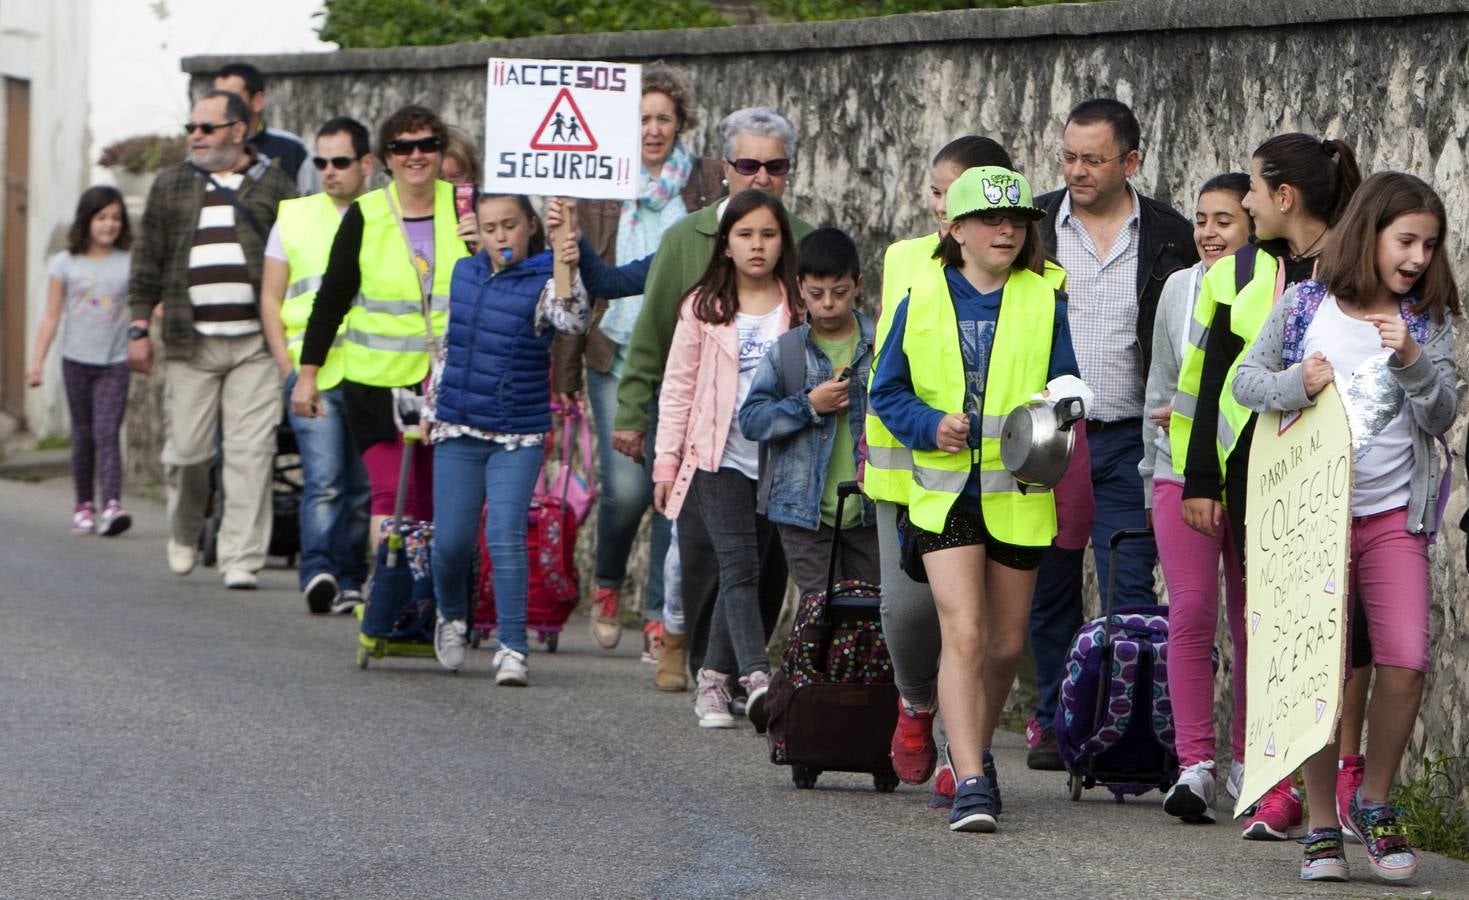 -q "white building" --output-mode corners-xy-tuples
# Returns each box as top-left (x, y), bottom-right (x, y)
(0, 0), (91, 437)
